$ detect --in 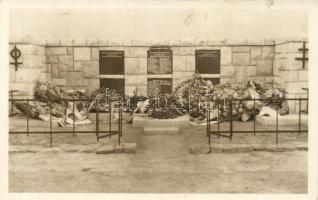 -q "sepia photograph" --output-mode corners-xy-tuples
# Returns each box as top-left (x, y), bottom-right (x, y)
(1, 0), (318, 199)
